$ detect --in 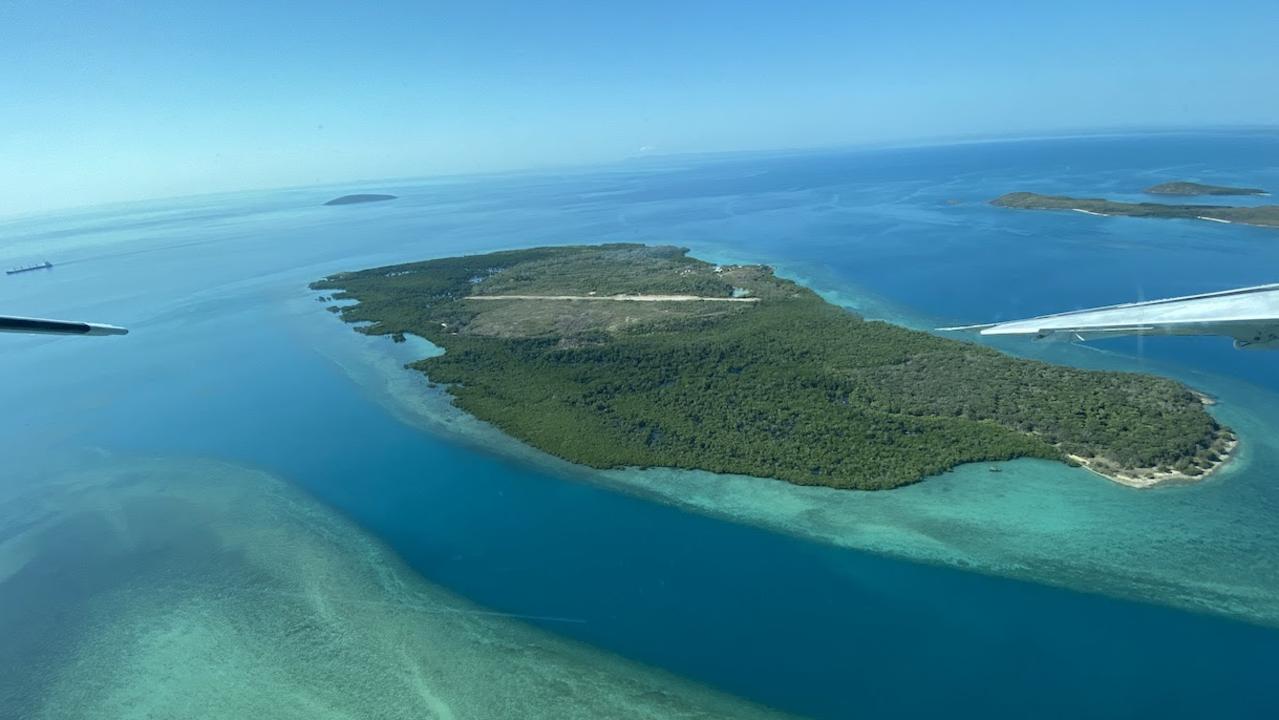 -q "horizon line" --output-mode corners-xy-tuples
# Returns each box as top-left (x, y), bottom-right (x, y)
(4, 123), (1277, 223)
